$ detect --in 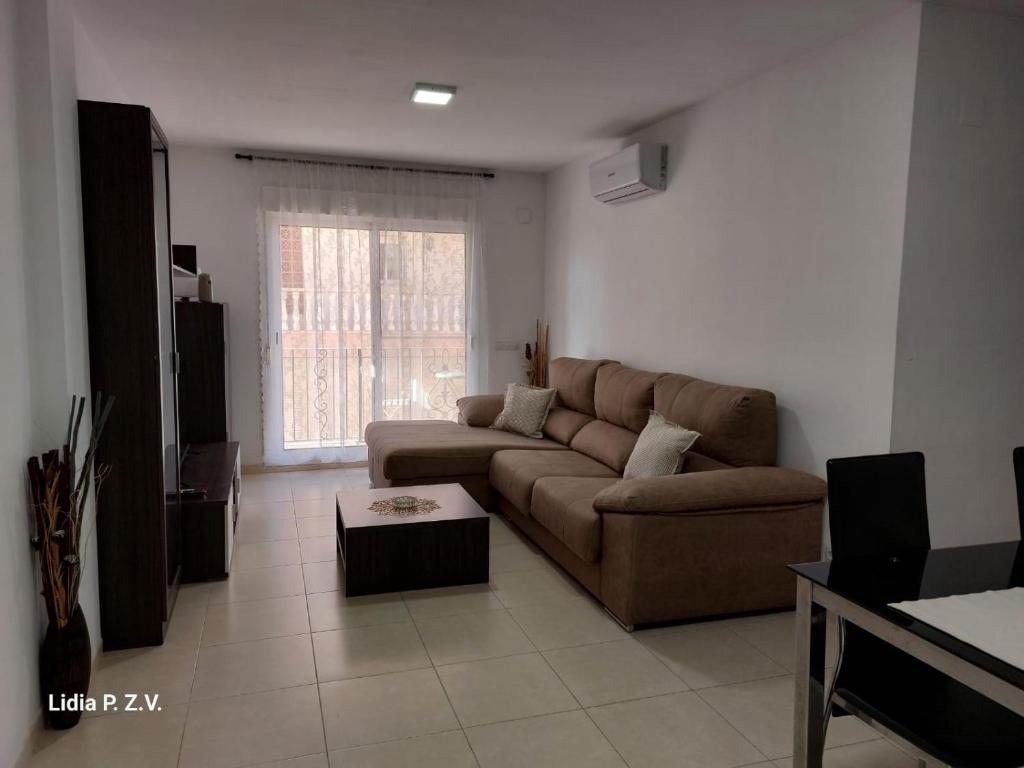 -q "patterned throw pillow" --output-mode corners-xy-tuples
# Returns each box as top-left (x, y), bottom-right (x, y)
(491, 383), (557, 438)
(623, 411), (701, 479)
